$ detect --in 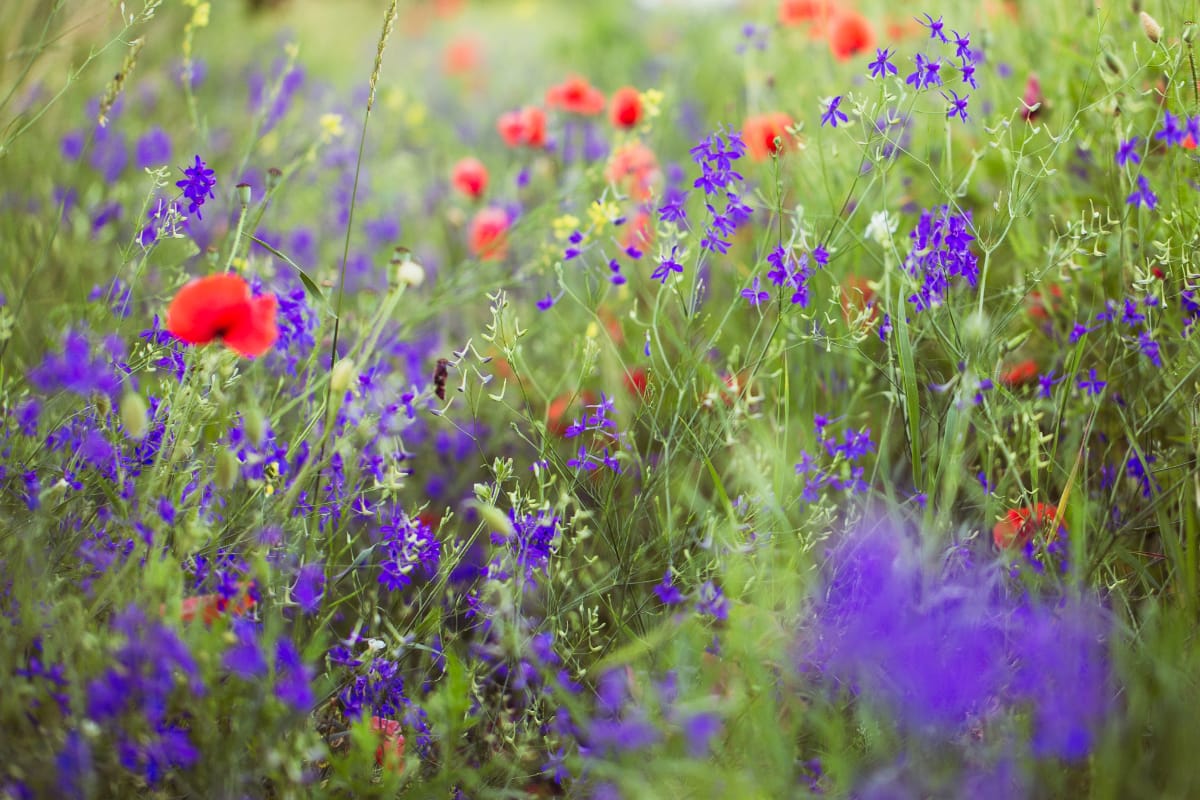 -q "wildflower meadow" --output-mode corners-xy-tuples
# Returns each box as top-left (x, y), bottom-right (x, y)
(4, 0), (1200, 796)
